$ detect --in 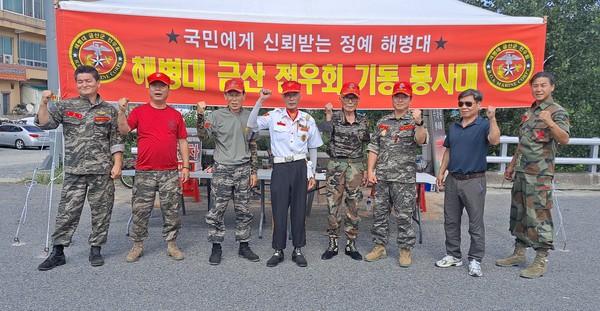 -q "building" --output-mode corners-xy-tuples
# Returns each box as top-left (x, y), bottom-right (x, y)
(0, 0), (46, 116)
